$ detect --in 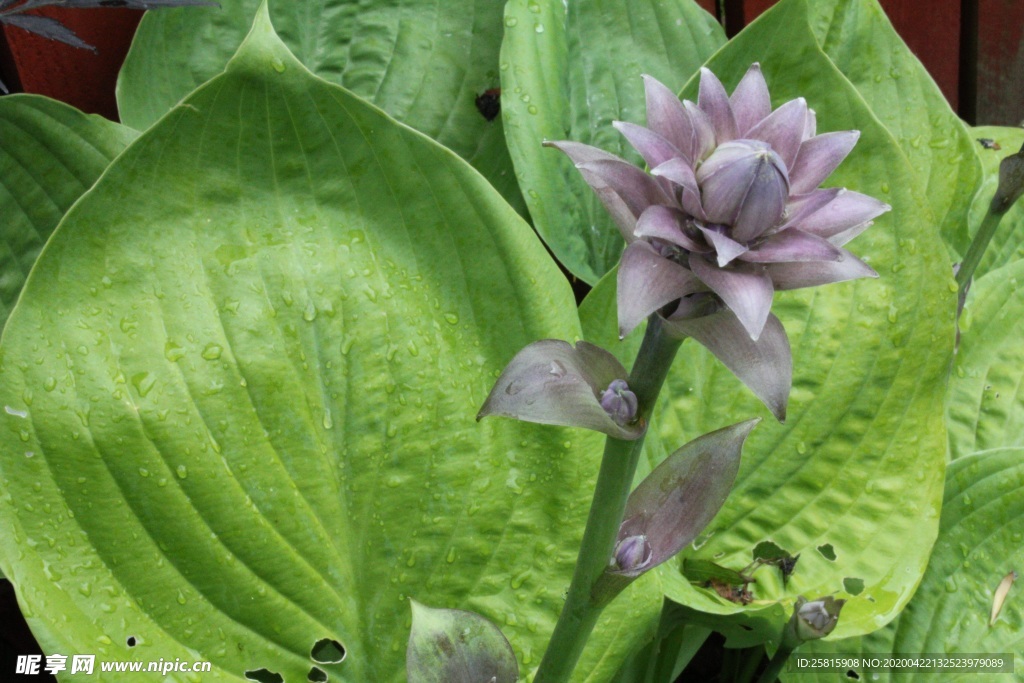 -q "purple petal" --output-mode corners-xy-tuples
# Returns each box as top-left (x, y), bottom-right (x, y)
(663, 310), (791, 421)
(786, 188), (890, 242)
(777, 188), (842, 231)
(698, 68), (738, 143)
(614, 121), (683, 170)
(618, 241), (704, 338)
(803, 107), (817, 139)
(651, 157), (706, 219)
(643, 75), (715, 164)
(790, 131), (860, 194)
(613, 419), (760, 577)
(697, 140), (789, 242)
(746, 97), (808, 171)
(766, 253), (879, 290)
(730, 63), (771, 137)
(739, 228), (843, 263)
(634, 205), (707, 253)
(682, 101), (717, 161)
(568, 156), (673, 242)
(477, 340), (644, 439)
(697, 225), (748, 266)
(690, 256), (775, 340)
